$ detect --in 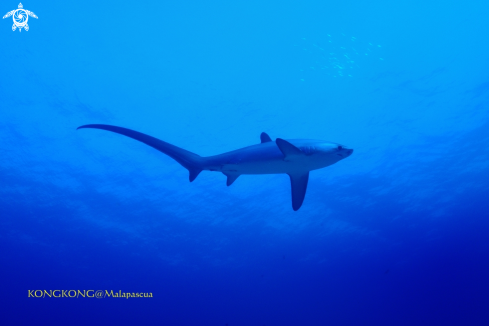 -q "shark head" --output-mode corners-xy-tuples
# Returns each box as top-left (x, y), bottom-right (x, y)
(331, 143), (354, 159)
(294, 140), (353, 166)
(299, 140), (352, 156)
(274, 138), (353, 209)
